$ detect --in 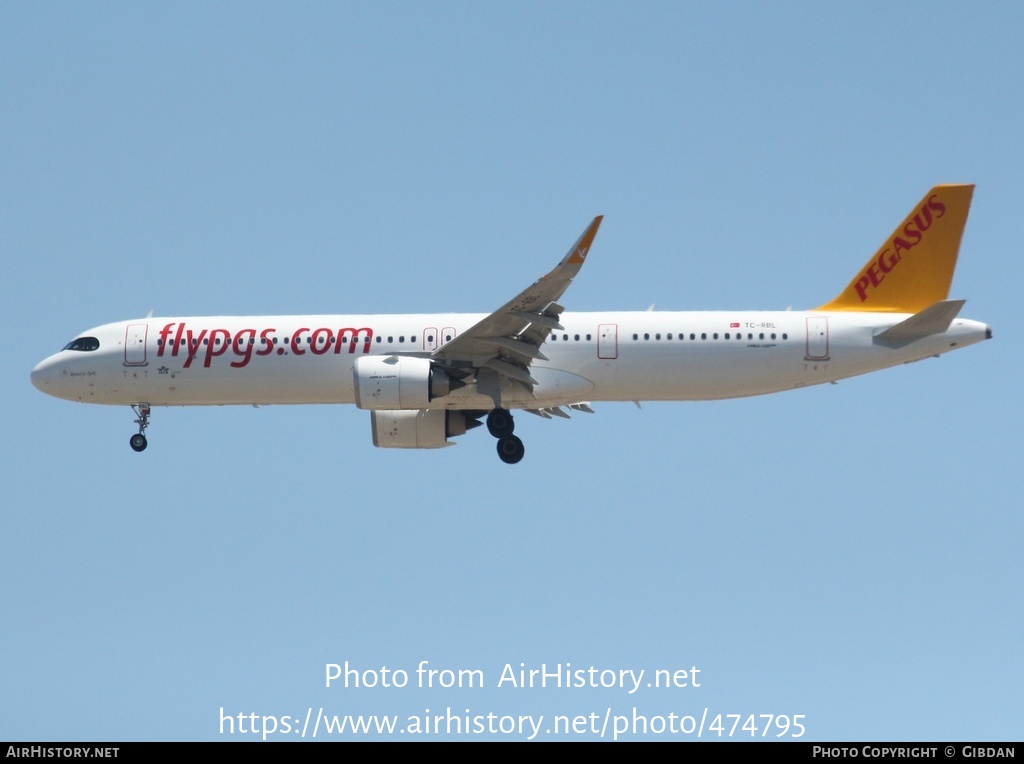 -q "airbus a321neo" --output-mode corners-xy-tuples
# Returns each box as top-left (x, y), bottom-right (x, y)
(31, 185), (991, 464)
